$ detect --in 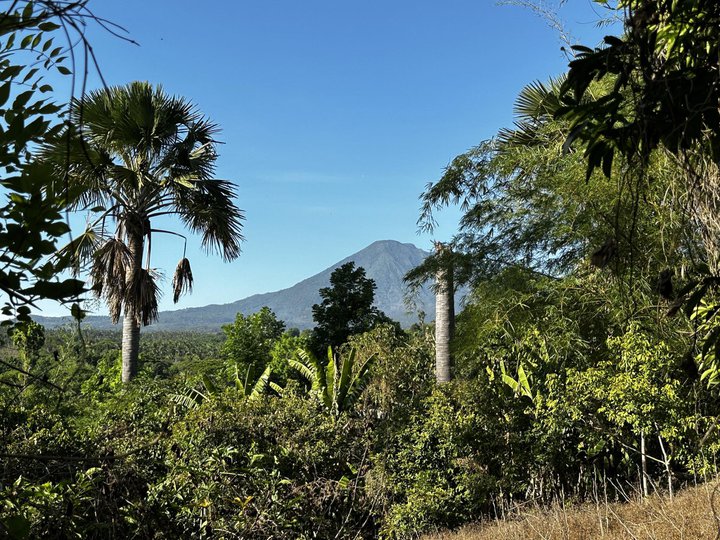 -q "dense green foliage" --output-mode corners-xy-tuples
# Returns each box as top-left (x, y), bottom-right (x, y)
(3, 284), (719, 538)
(3, 1), (720, 539)
(290, 346), (377, 416)
(0, 1), (90, 323)
(221, 307), (287, 379)
(0, 324), (436, 538)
